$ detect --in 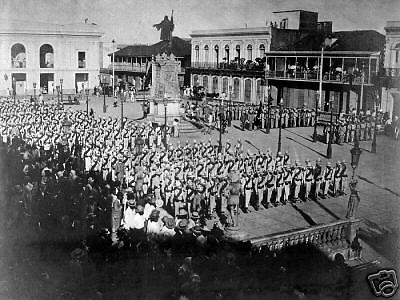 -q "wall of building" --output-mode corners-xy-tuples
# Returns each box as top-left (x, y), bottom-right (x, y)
(0, 33), (102, 96)
(191, 30), (270, 64)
